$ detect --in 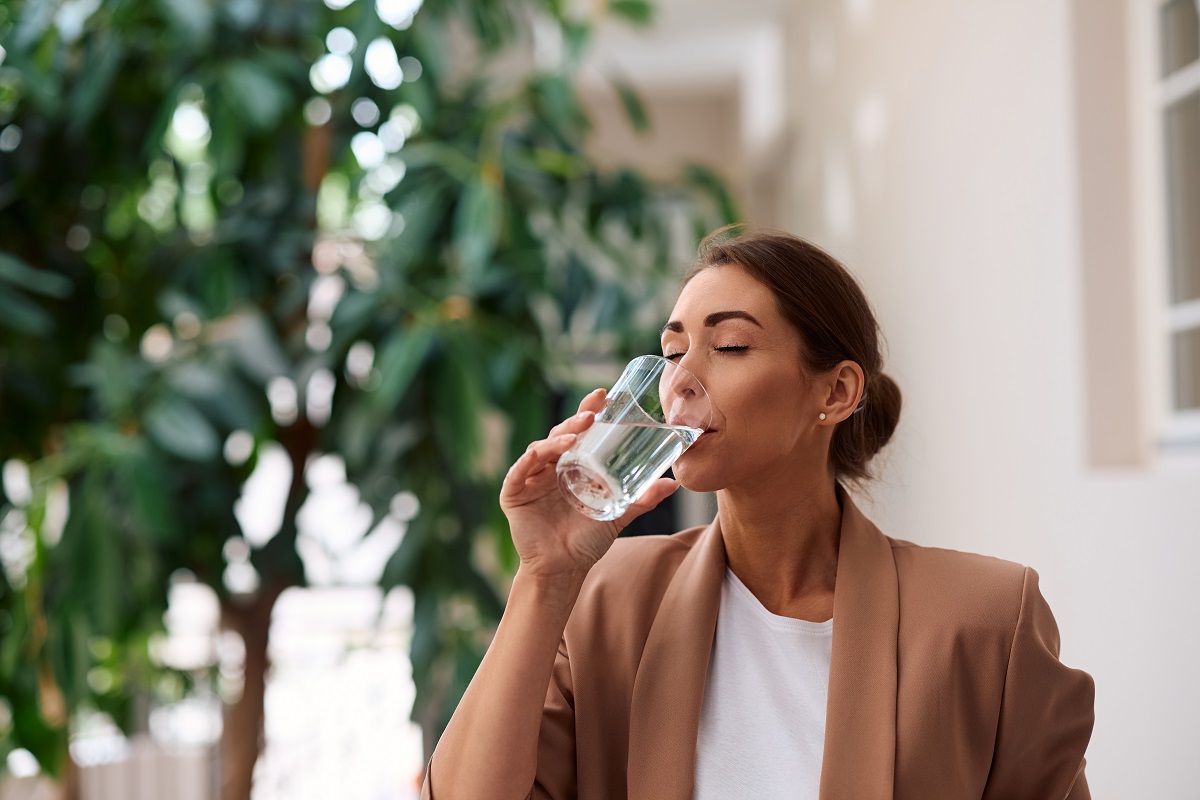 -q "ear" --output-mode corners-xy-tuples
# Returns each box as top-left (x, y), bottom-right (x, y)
(819, 360), (866, 423)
